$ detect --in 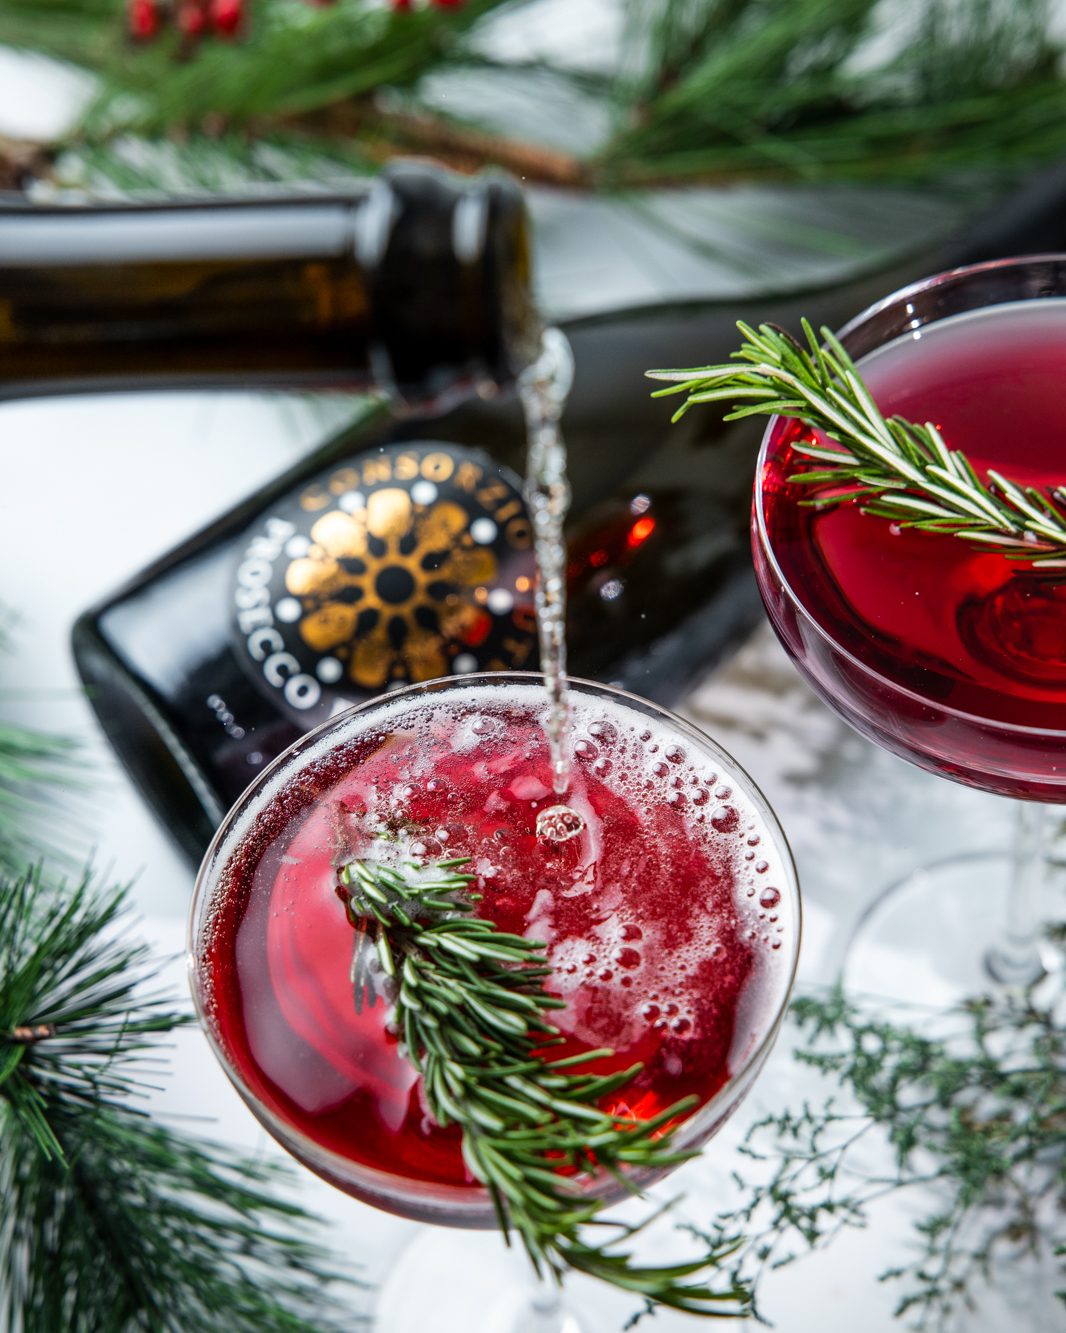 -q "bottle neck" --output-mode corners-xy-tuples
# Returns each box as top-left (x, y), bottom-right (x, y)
(0, 165), (539, 405)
